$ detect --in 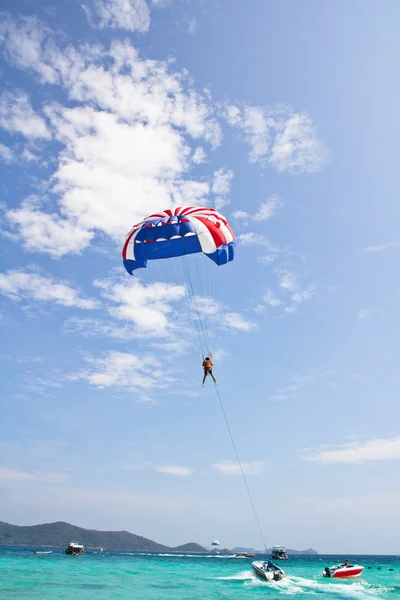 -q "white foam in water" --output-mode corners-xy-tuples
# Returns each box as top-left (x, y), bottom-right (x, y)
(218, 572), (397, 597)
(215, 570), (254, 581)
(280, 576), (395, 598)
